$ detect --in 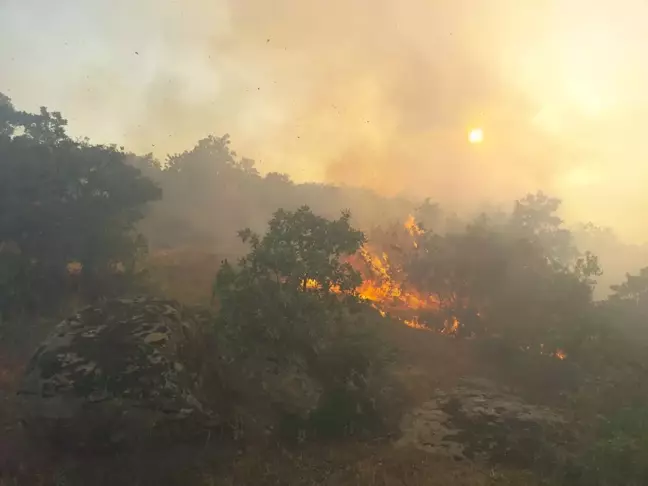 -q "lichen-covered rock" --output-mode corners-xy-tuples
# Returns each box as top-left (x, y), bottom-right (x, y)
(396, 377), (569, 468)
(18, 297), (215, 450)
